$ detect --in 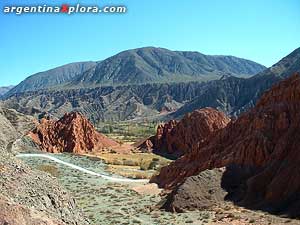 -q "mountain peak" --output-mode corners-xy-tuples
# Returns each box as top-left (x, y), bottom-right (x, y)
(6, 47), (266, 96)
